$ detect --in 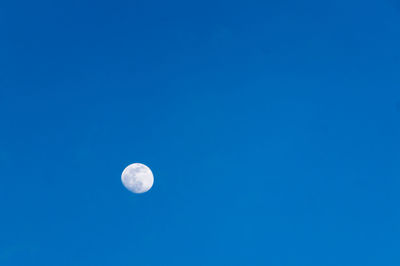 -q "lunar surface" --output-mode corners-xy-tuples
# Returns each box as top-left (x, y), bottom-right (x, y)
(121, 163), (154, 194)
